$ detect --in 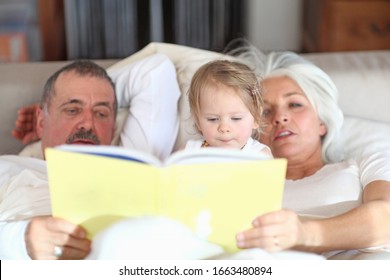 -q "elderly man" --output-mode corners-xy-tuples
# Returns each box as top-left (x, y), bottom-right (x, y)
(0, 54), (181, 259)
